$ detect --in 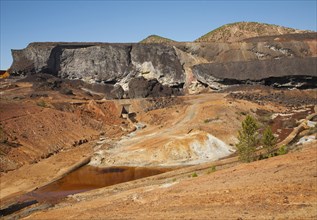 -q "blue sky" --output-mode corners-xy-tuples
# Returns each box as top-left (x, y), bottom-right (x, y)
(1, 0), (316, 69)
